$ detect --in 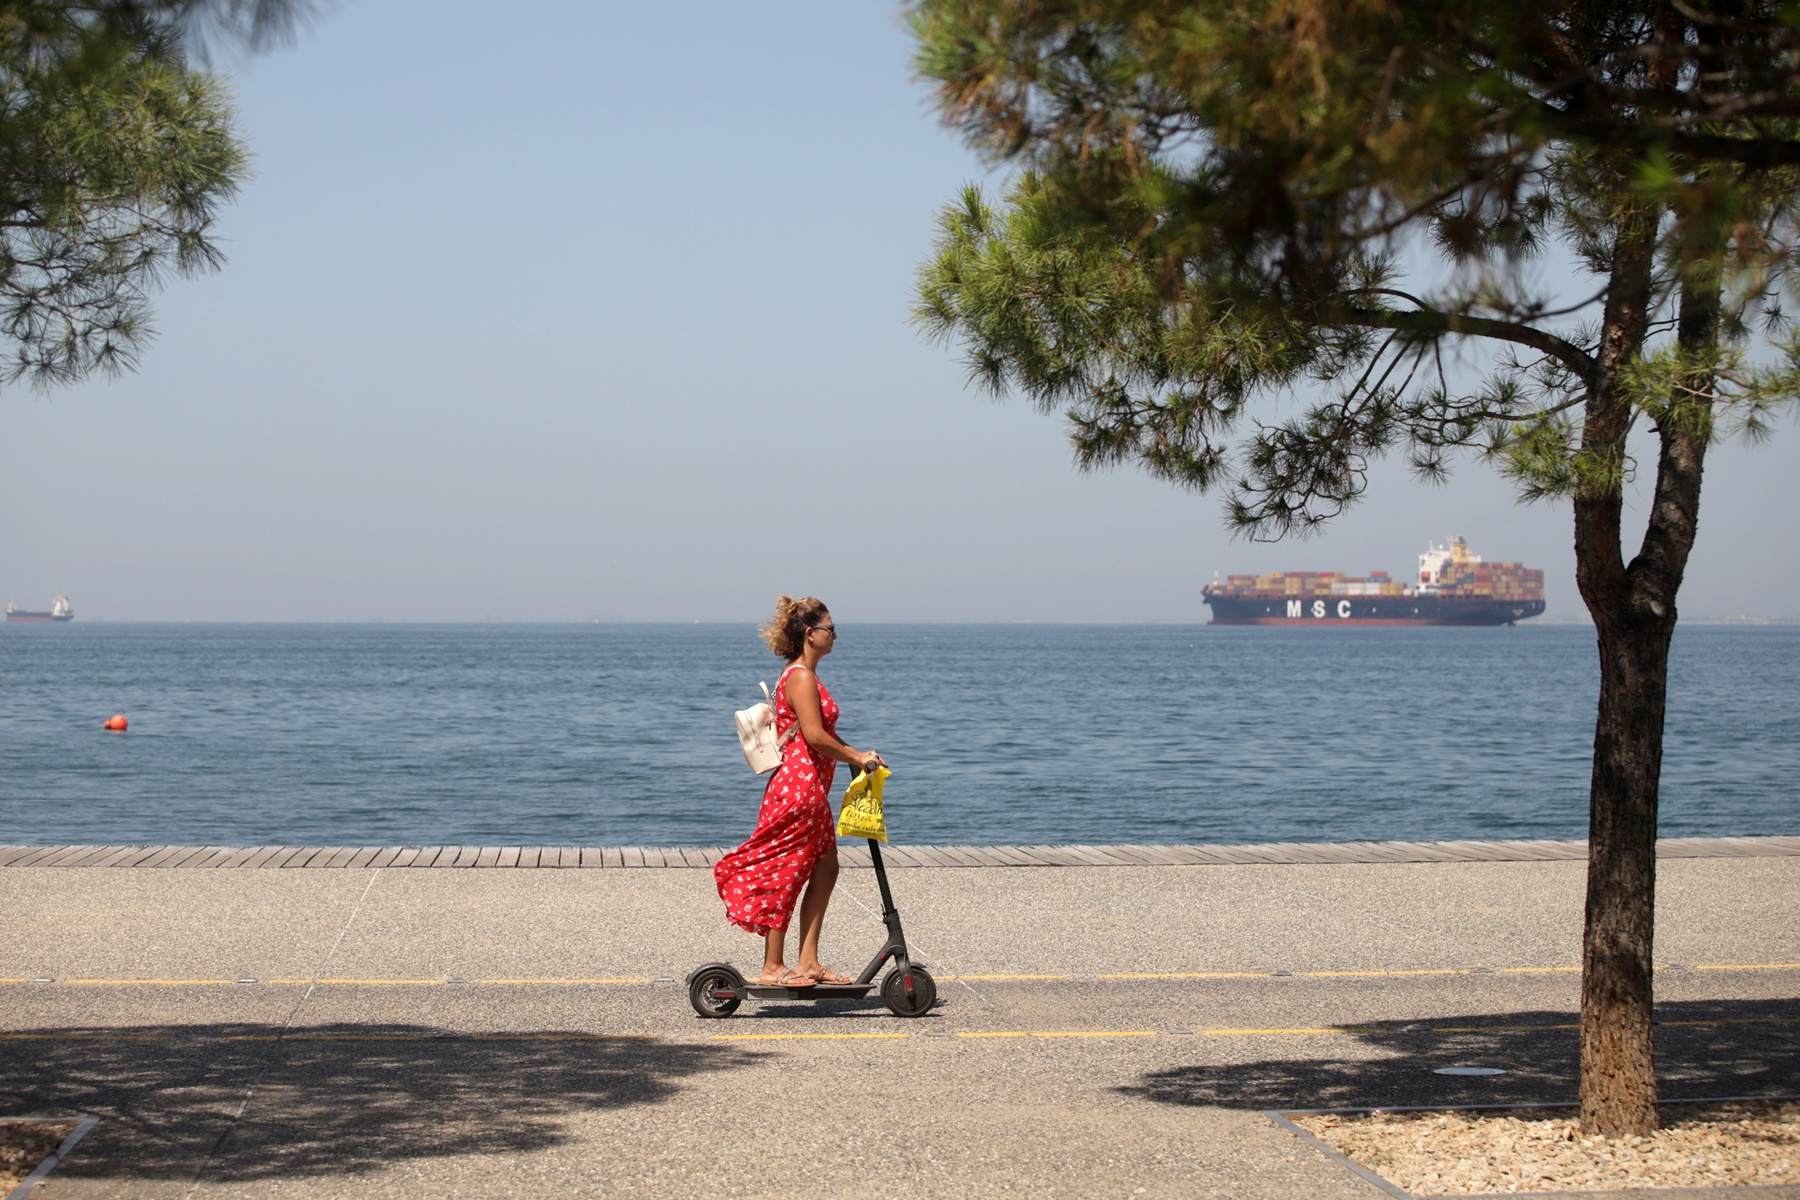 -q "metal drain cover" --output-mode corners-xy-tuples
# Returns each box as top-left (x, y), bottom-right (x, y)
(1434, 1066), (1507, 1076)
